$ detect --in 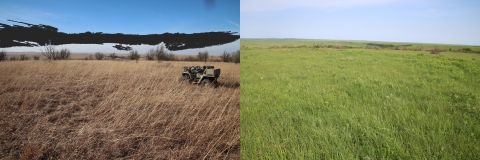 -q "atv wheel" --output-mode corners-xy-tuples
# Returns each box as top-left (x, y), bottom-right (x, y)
(200, 79), (212, 87)
(179, 75), (189, 82)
